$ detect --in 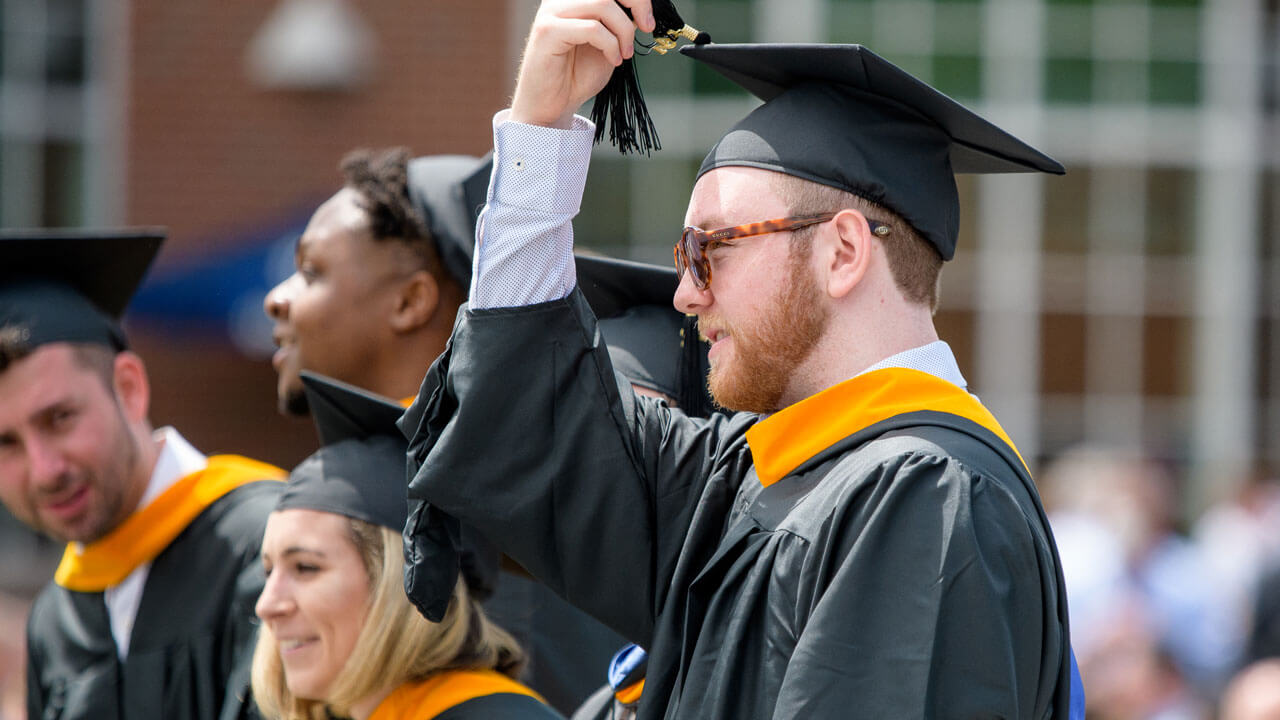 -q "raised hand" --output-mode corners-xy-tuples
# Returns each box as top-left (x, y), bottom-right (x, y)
(510, 0), (655, 129)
